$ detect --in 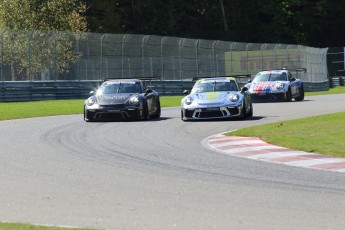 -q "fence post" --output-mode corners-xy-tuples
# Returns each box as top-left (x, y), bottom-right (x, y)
(178, 38), (183, 80)
(0, 29), (6, 81)
(100, 34), (106, 79)
(142, 35), (149, 77)
(160, 36), (167, 80)
(195, 39), (199, 78)
(121, 34), (128, 78)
